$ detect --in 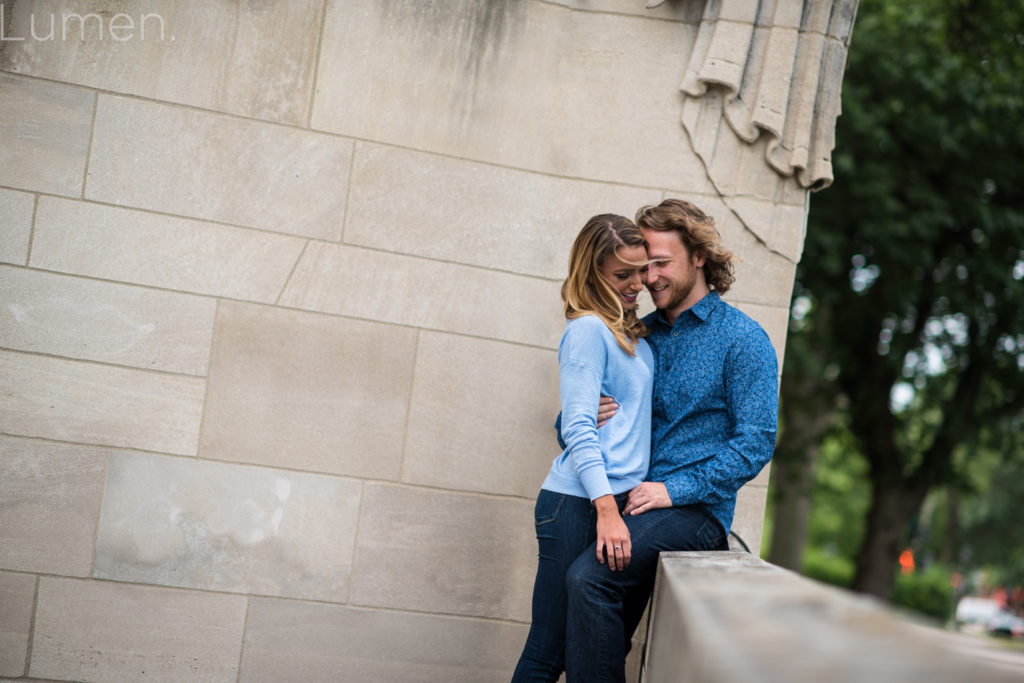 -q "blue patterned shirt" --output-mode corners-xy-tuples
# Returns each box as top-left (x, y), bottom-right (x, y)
(642, 291), (778, 533)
